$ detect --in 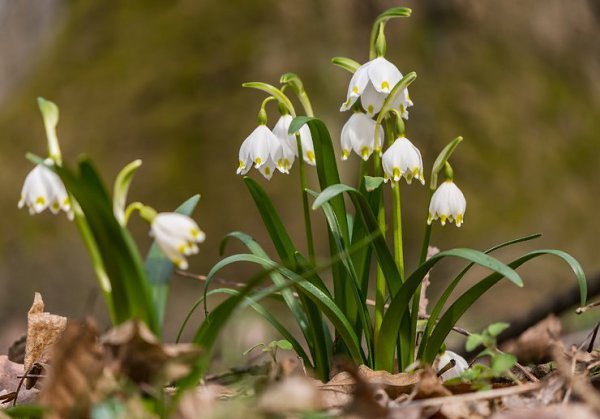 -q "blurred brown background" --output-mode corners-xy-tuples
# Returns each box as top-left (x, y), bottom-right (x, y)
(1, 0), (599, 351)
